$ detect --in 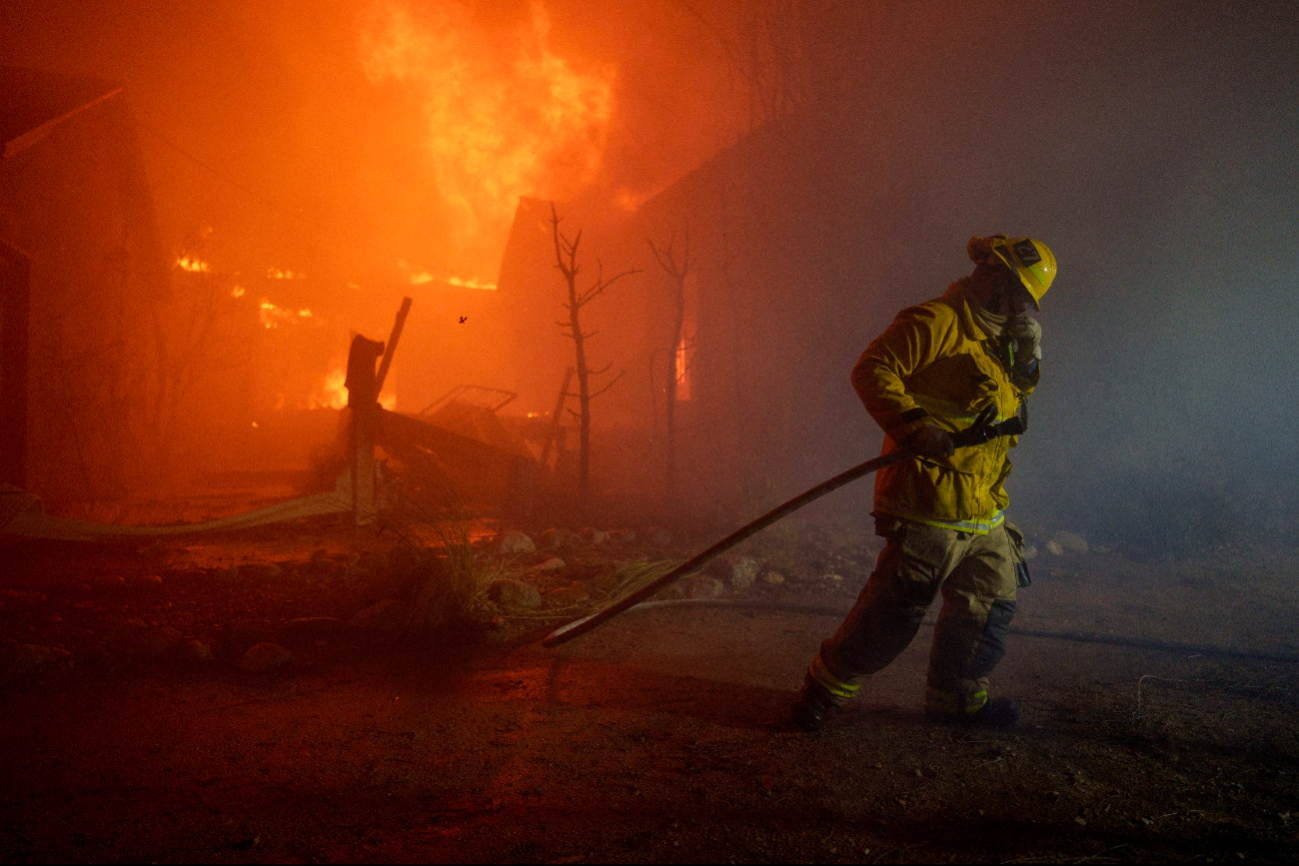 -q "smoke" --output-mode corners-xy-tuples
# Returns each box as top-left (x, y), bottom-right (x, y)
(3, 0), (1297, 556)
